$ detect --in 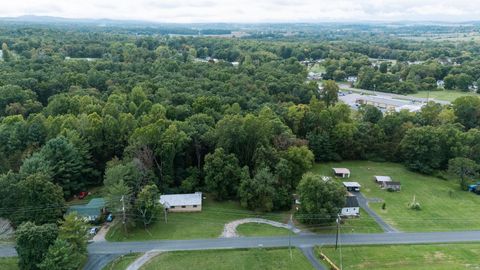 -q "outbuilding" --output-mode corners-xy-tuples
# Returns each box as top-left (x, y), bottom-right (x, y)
(333, 168), (351, 178)
(343, 182), (361, 192)
(374, 175), (392, 184)
(341, 196), (360, 217)
(160, 192), (203, 212)
(381, 181), (401, 191)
